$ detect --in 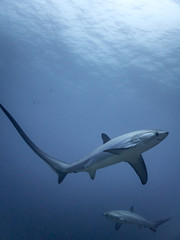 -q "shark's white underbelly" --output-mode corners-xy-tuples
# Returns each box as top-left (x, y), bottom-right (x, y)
(82, 150), (135, 172)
